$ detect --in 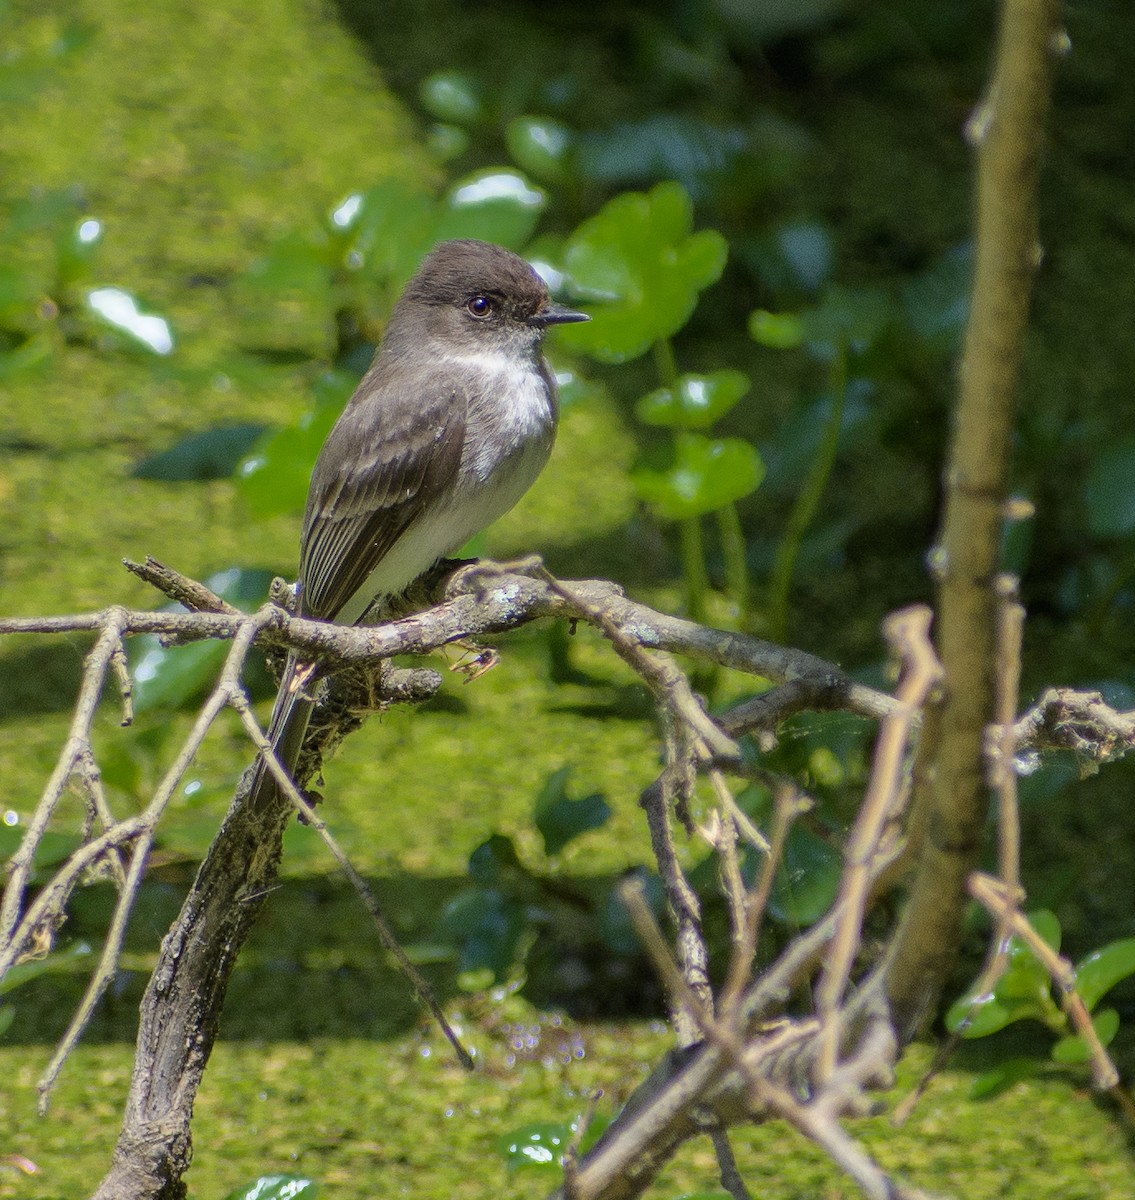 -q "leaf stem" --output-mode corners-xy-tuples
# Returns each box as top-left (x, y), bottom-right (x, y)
(716, 503), (750, 629)
(680, 517), (708, 624)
